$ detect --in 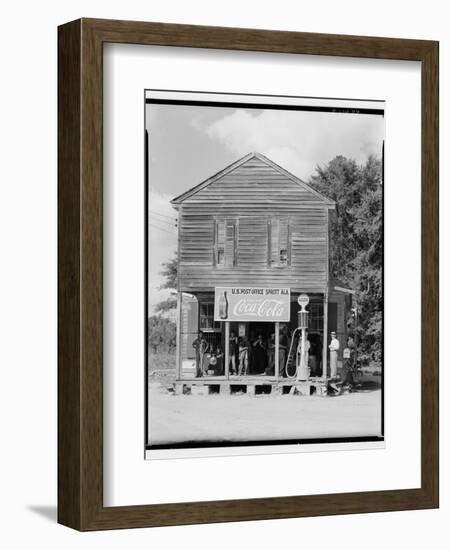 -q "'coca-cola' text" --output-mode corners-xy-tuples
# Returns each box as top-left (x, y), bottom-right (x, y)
(233, 299), (286, 318)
